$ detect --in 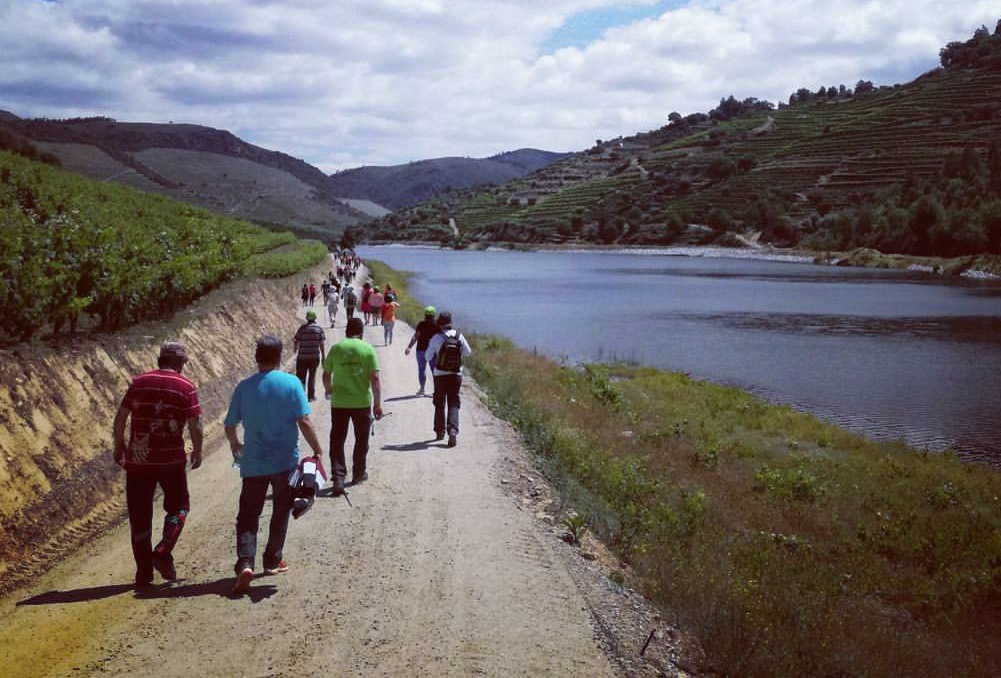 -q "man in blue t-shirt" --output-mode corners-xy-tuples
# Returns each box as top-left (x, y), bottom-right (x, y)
(224, 335), (325, 594)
